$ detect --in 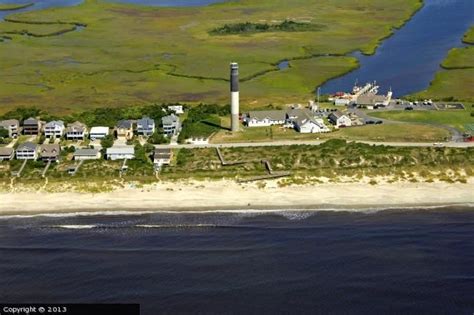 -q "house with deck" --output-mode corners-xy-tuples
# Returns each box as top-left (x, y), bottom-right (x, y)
(44, 121), (65, 139)
(137, 117), (155, 137)
(153, 148), (173, 167)
(116, 120), (134, 141)
(16, 142), (38, 160)
(162, 114), (181, 136)
(106, 145), (135, 160)
(73, 148), (101, 160)
(89, 126), (109, 140)
(287, 109), (330, 134)
(66, 121), (87, 140)
(245, 110), (287, 127)
(328, 111), (352, 128)
(0, 119), (20, 138)
(0, 147), (14, 161)
(40, 144), (61, 162)
(23, 118), (41, 135)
